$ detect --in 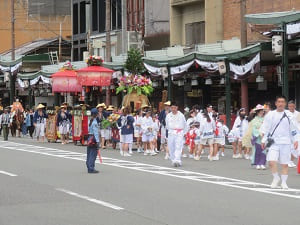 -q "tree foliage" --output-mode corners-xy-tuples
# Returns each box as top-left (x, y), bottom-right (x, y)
(124, 48), (144, 74)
